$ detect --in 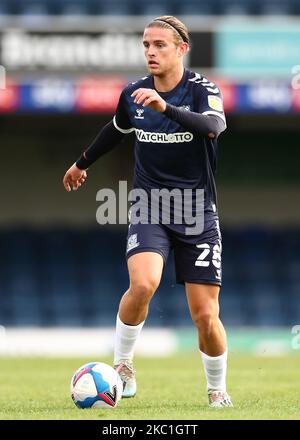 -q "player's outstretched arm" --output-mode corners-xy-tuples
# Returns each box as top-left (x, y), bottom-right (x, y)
(63, 120), (126, 192)
(75, 121), (126, 170)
